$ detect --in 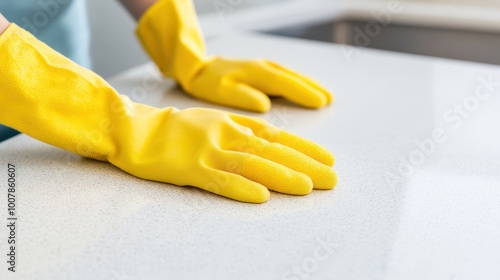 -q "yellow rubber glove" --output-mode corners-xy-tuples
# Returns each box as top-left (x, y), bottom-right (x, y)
(136, 0), (333, 113)
(0, 24), (337, 203)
